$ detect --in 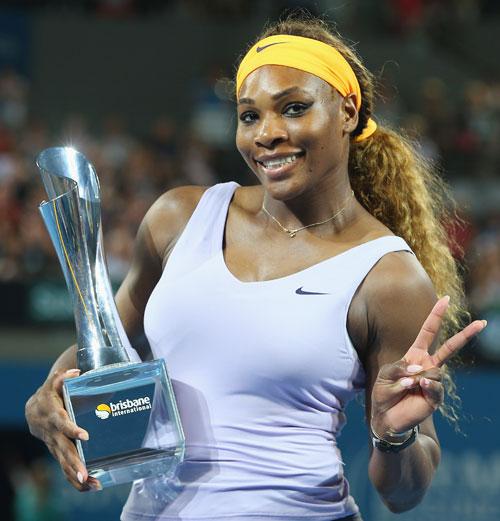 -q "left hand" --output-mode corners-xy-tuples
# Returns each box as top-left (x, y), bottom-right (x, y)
(370, 296), (486, 437)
